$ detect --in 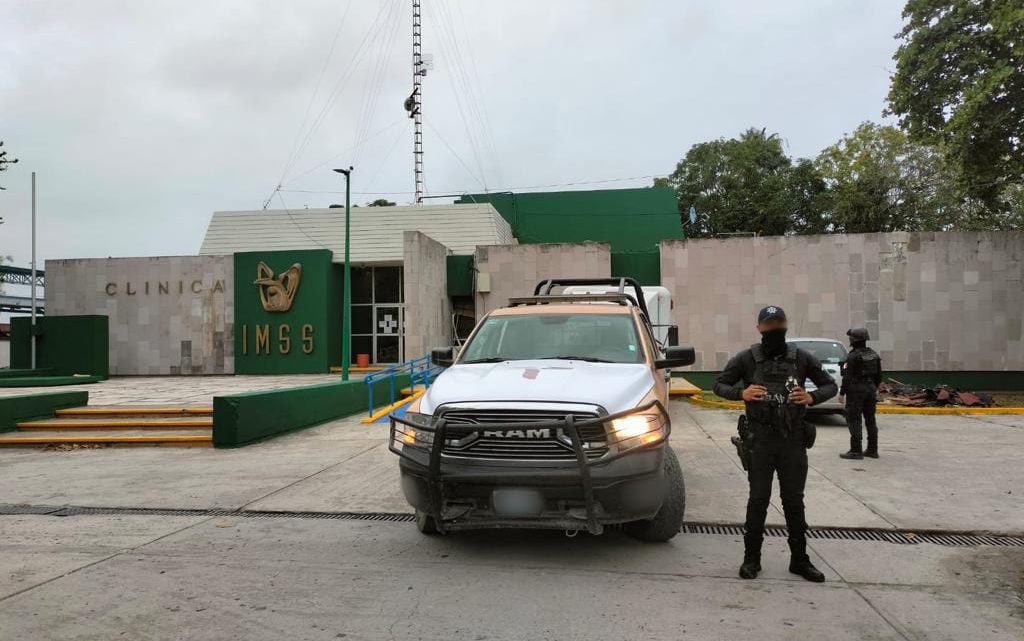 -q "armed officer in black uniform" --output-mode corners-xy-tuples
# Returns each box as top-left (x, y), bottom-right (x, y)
(714, 306), (837, 582)
(839, 327), (882, 460)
